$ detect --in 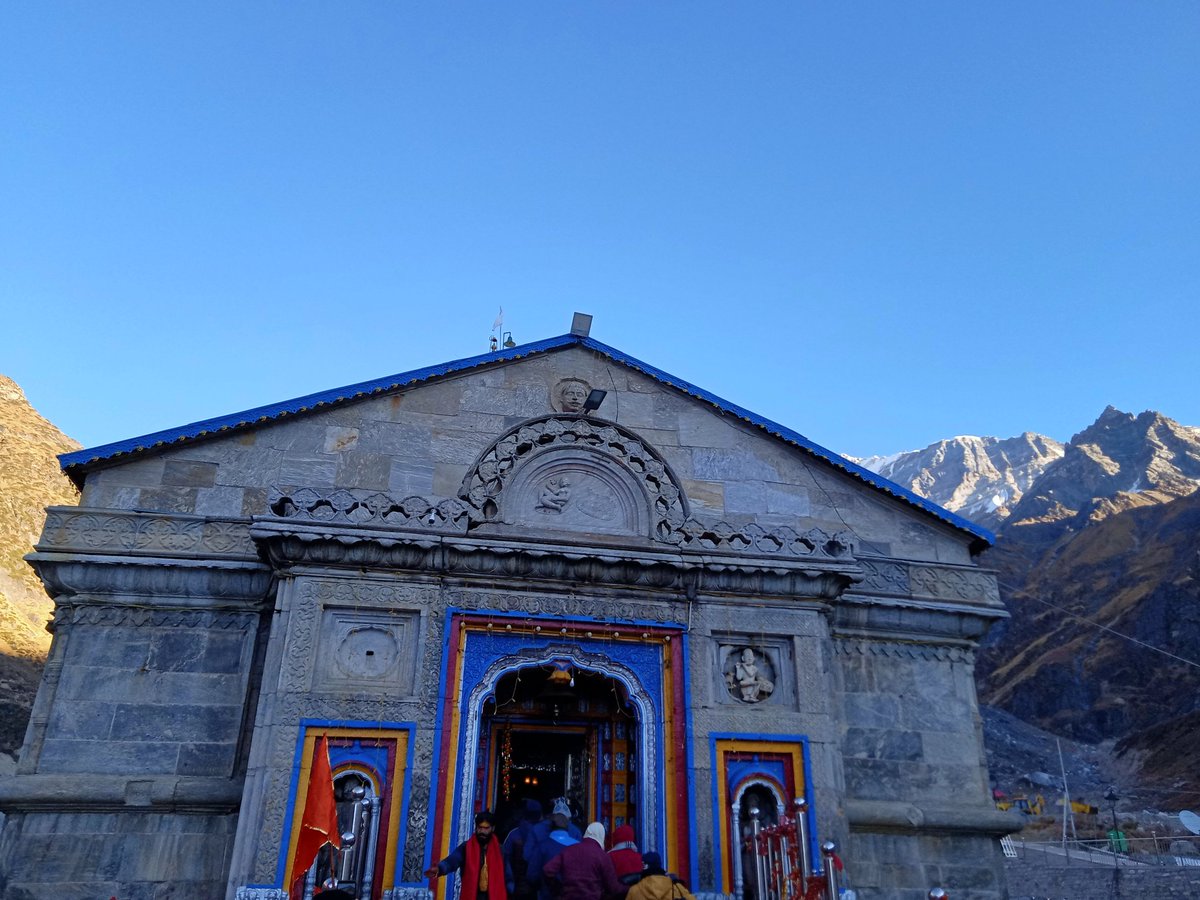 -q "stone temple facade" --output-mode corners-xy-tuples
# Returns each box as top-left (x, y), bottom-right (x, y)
(0, 316), (1017, 899)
